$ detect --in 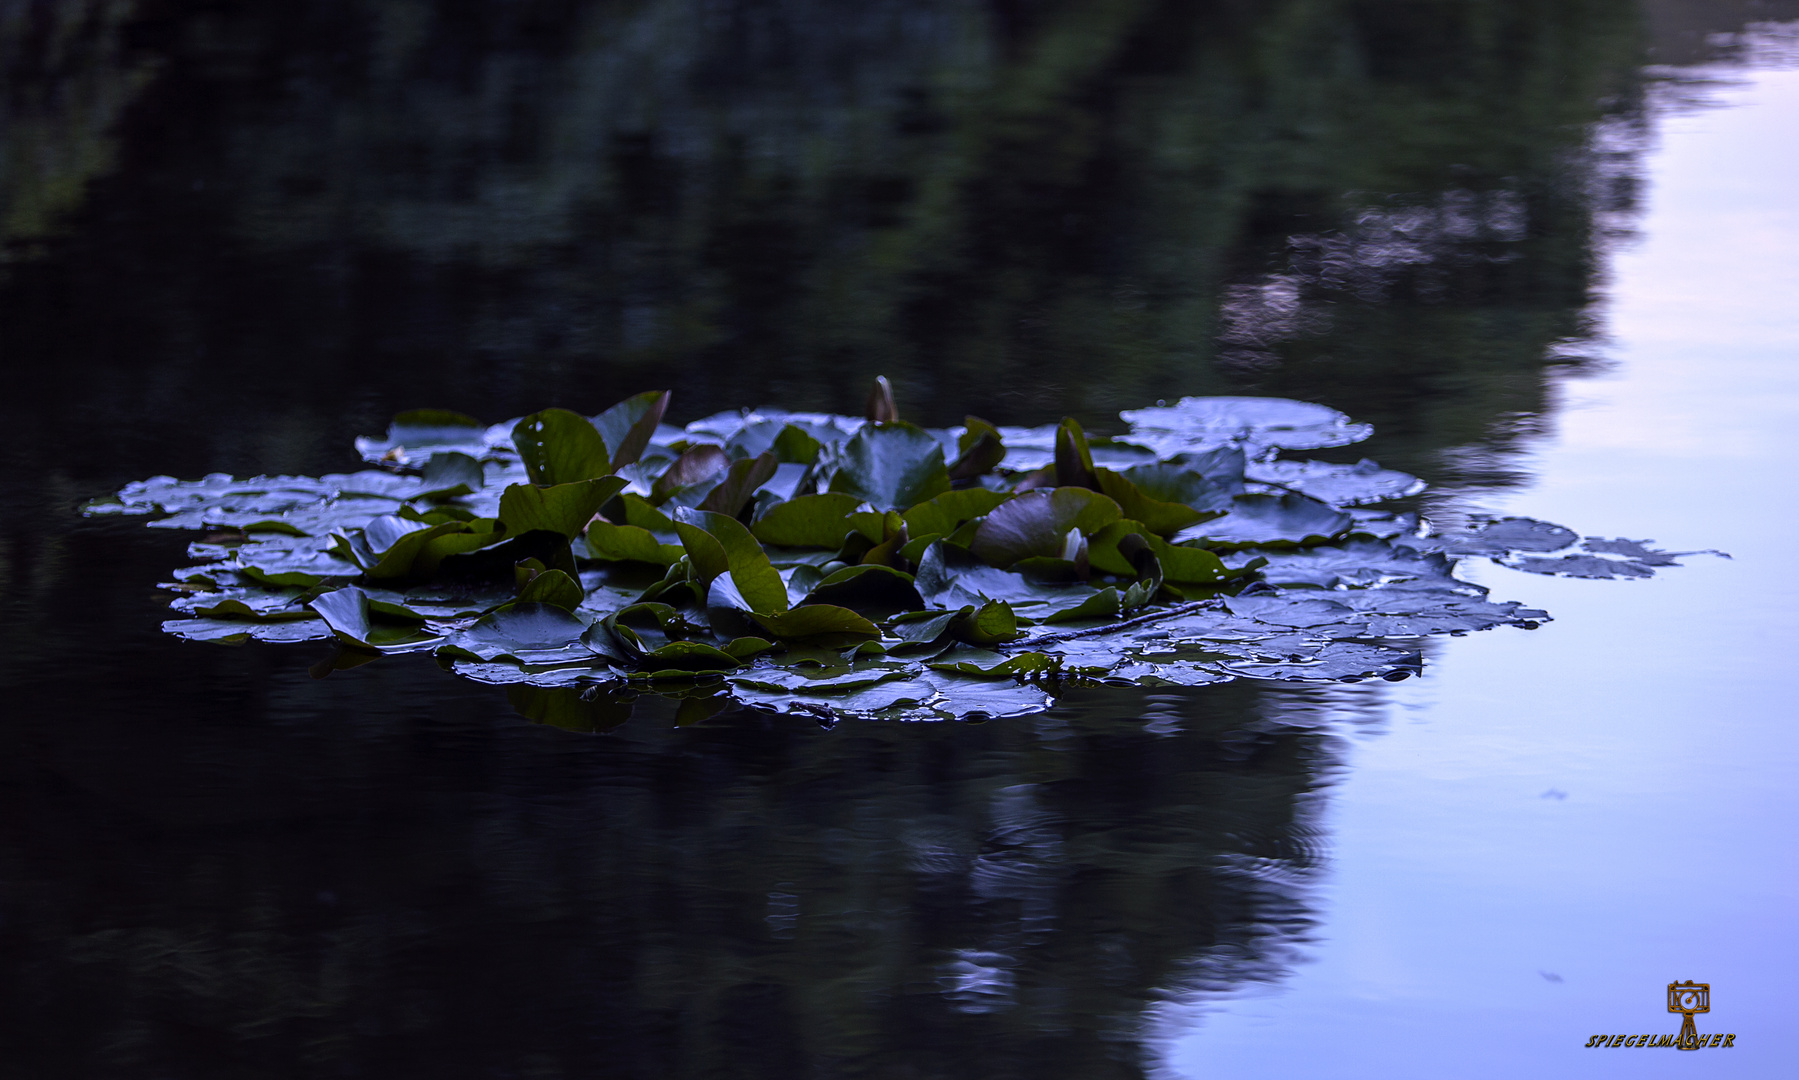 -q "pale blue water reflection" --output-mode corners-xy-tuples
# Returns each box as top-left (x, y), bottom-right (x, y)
(1171, 56), (1799, 1080)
